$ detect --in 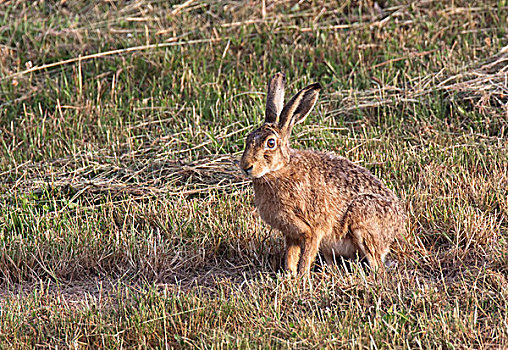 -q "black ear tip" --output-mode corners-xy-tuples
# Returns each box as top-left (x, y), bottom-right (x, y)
(309, 82), (322, 91)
